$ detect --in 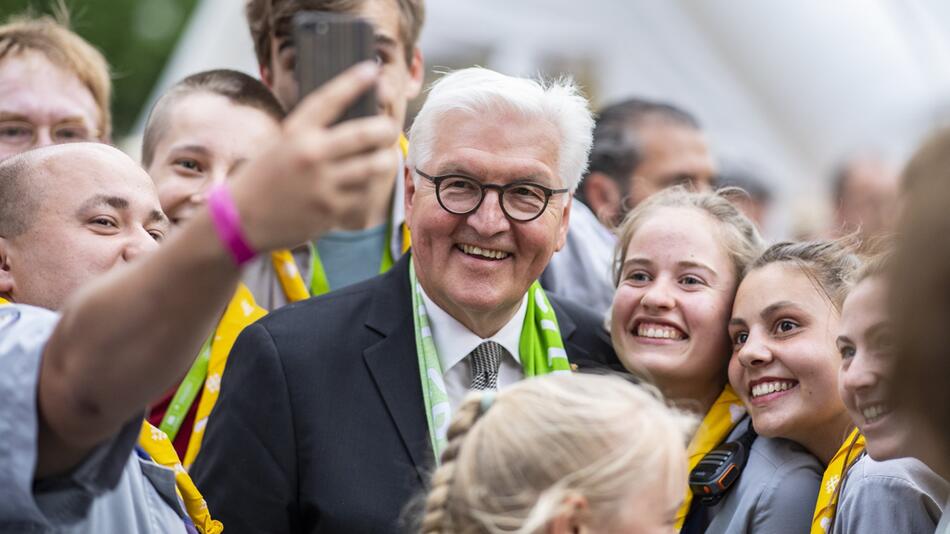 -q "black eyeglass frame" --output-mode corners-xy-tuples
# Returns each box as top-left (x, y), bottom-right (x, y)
(414, 168), (569, 222)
